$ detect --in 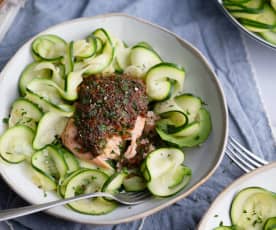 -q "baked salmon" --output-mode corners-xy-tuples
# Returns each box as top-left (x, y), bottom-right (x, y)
(61, 74), (150, 169)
